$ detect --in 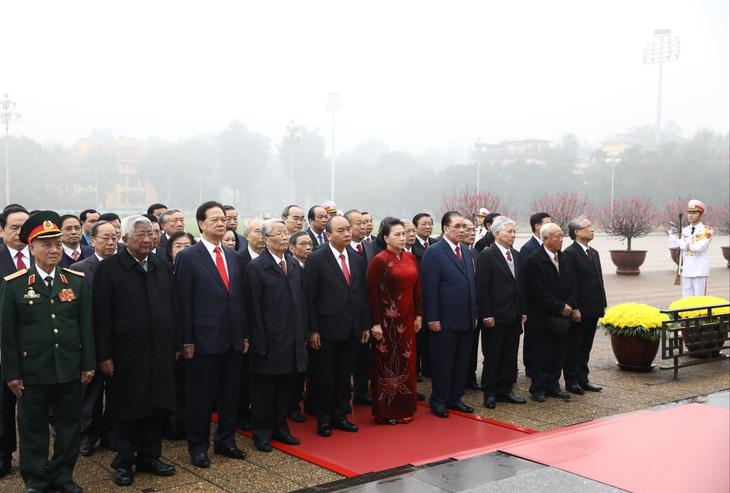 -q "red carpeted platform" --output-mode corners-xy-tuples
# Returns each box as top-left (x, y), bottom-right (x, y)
(482, 403), (729, 493)
(233, 402), (534, 477)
